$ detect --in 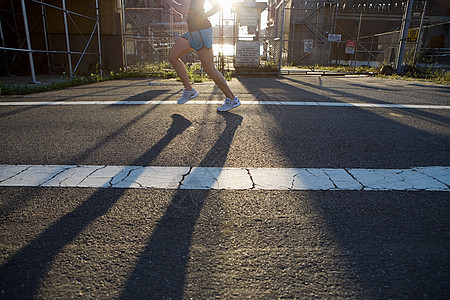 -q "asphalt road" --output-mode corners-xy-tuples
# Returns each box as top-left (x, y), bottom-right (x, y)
(0, 75), (449, 299)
